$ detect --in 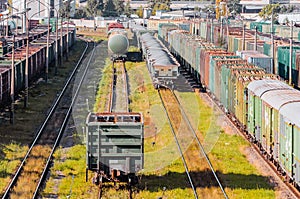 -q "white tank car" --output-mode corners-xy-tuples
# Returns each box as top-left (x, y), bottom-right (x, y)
(108, 29), (129, 57)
